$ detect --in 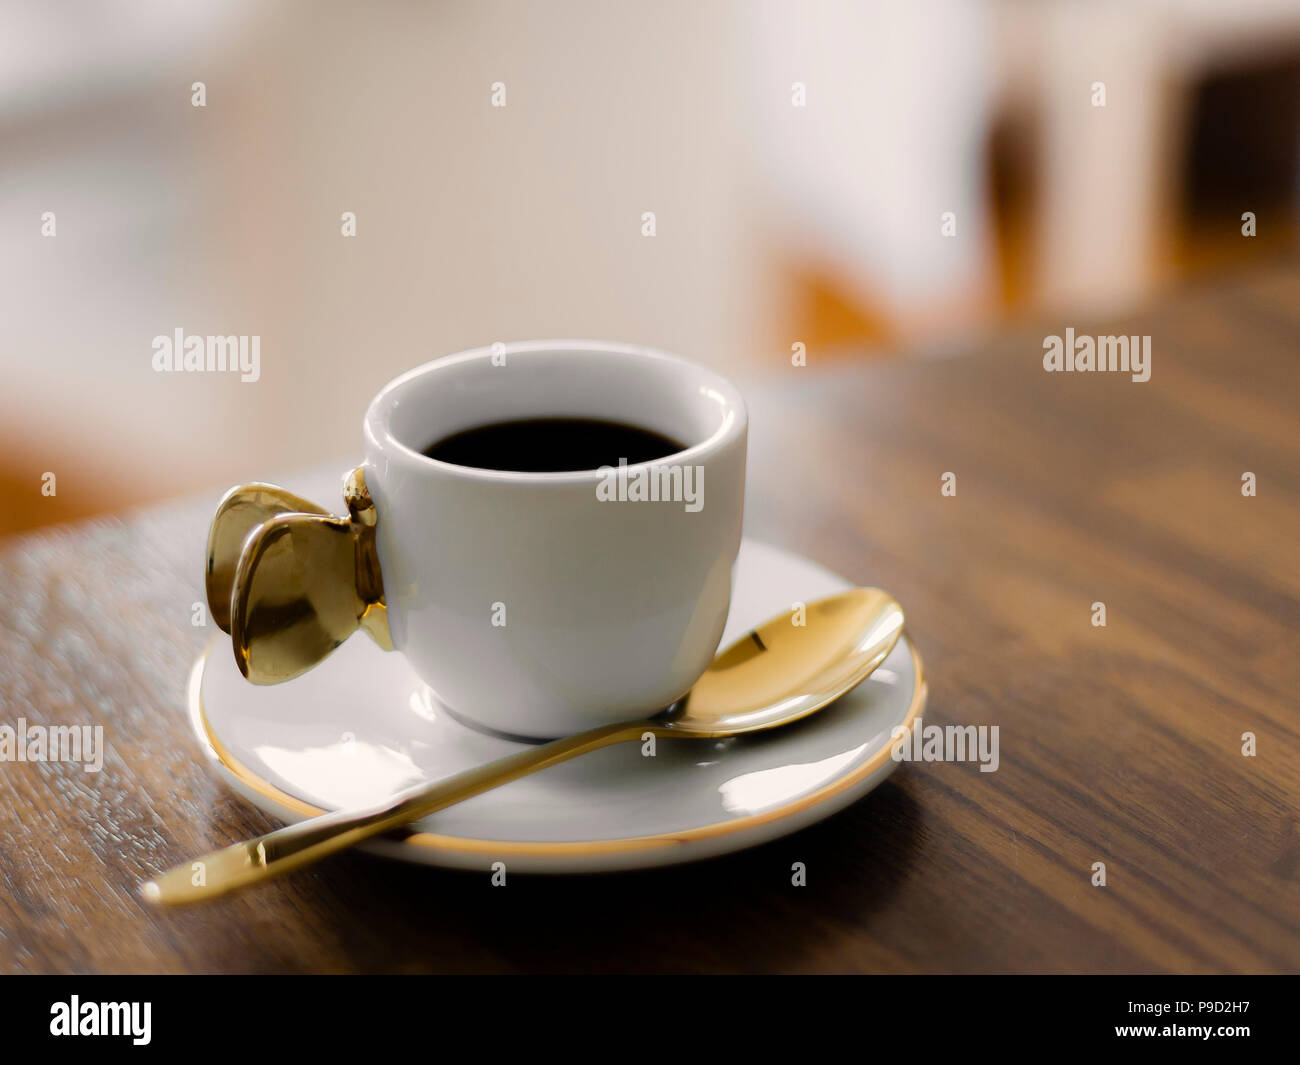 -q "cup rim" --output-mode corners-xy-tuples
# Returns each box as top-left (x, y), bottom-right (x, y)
(363, 339), (748, 485)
